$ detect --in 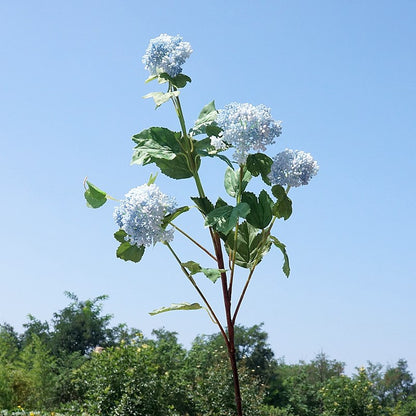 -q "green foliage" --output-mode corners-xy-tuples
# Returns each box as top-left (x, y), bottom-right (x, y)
(246, 153), (273, 186)
(143, 90), (180, 108)
(159, 72), (192, 89)
(242, 190), (273, 229)
(20, 315), (50, 349)
(224, 167), (252, 198)
(114, 230), (145, 263)
(0, 324), (20, 362)
(16, 335), (57, 410)
(84, 180), (108, 208)
(185, 334), (266, 416)
(182, 261), (225, 283)
(194, 138), (233, 167)
(191, 196), (215, 215)
(69, 331), (189, 416)
(271, 185), (292, 220)
(161, 205), (190, 228)
(269, 236), (290, 277)
(205, 202), (250, 234)
(149, 302), (204, 316)
(131, 127), (198, 179)
(50, 292), (116, 356)
(2, 298), (416, 415)
(191, 100), (218, 136)
(365, 359), (415, 411)
(225, 222), (270, 269)
(0, 361), (14, 410)
(266, 353), (345, 414)
(320, 368), (382, 416)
